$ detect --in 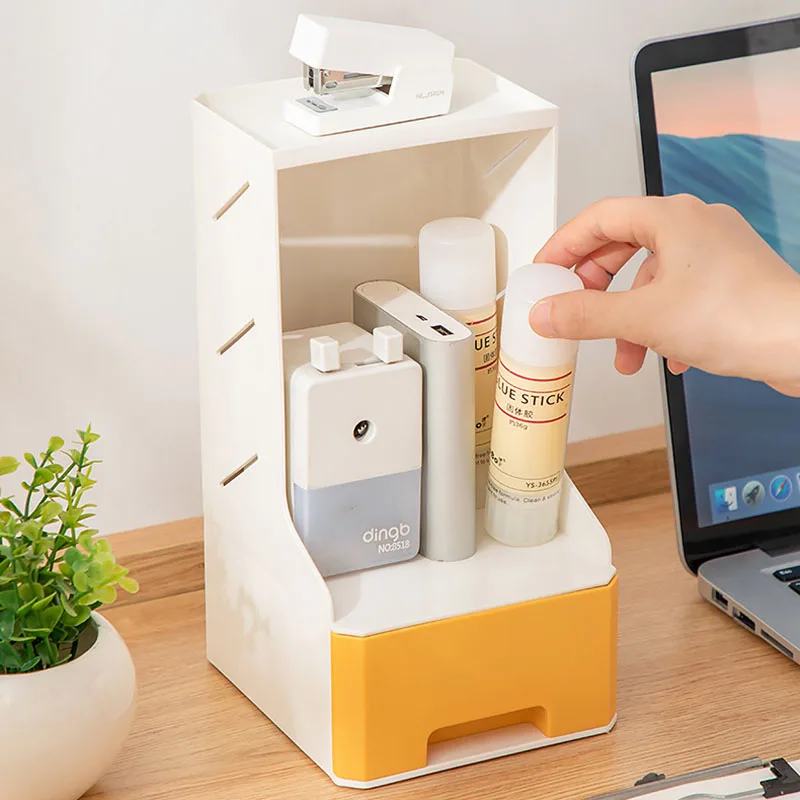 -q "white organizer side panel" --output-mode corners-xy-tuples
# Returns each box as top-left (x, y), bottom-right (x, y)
(193, 102), (335, 774)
